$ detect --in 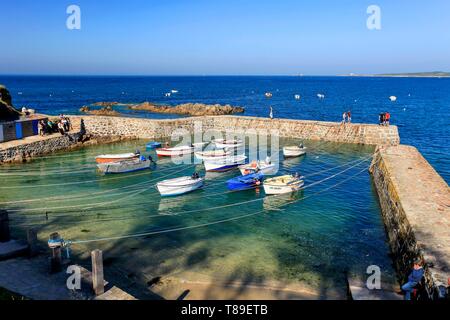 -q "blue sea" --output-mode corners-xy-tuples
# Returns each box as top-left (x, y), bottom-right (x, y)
(2, 75), (448, 182)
